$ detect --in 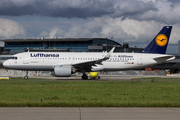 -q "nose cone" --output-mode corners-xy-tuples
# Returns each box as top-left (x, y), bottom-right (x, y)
(3, 60), (10, 68)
